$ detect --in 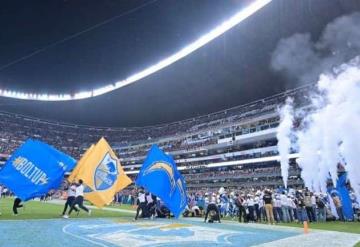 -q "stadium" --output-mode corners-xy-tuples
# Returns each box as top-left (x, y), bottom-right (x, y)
(1, 0), (360, 247)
